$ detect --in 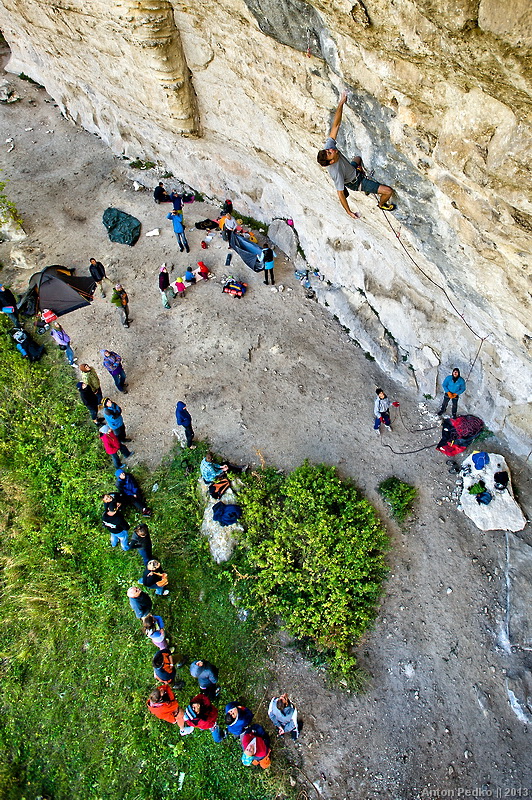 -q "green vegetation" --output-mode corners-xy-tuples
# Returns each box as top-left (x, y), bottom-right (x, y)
(0, 321), (290, 800)
(18, 73), (43, 87)
(234, 212), (267, 234)
(129, 159), (156, 170)
(161, 171), (174, 179)
(0, 175), (24, 228)
(378, 476), (418, 522)
(233, 462), (388, 686)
